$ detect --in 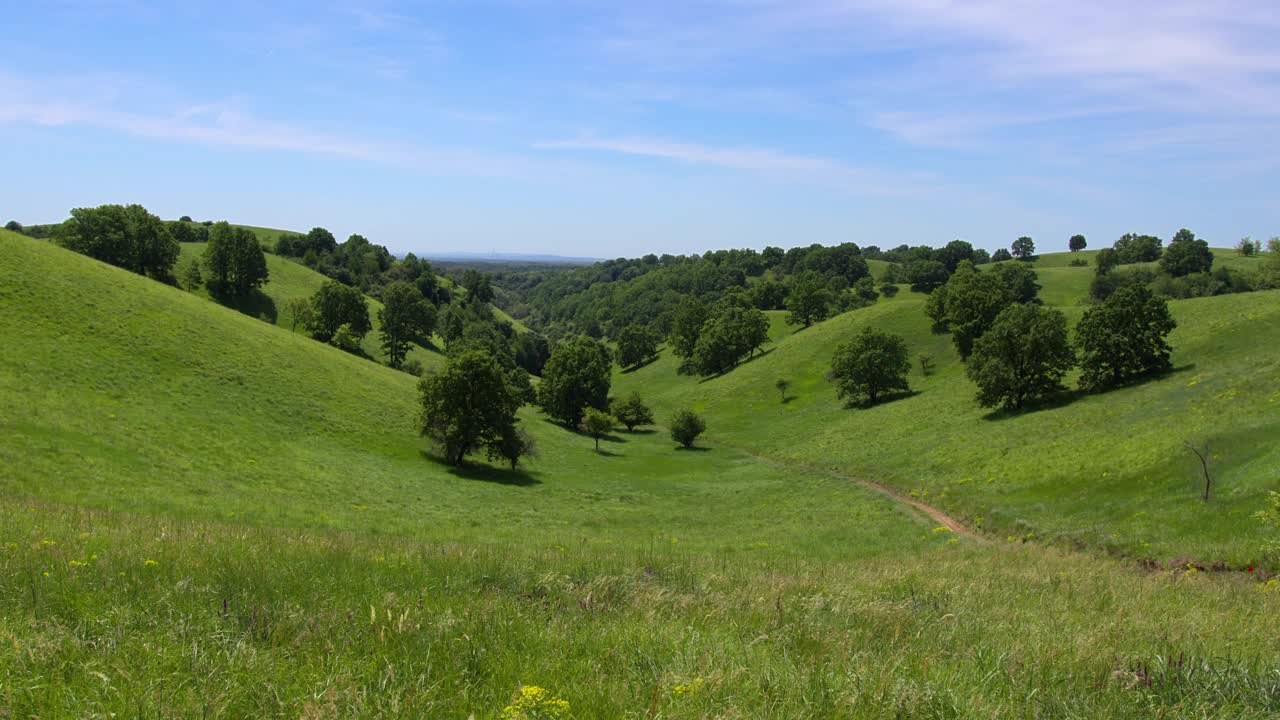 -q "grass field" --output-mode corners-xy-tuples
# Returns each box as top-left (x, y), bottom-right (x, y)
(2, 230), (1278, 717)
(615, 251), (1280, 566)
